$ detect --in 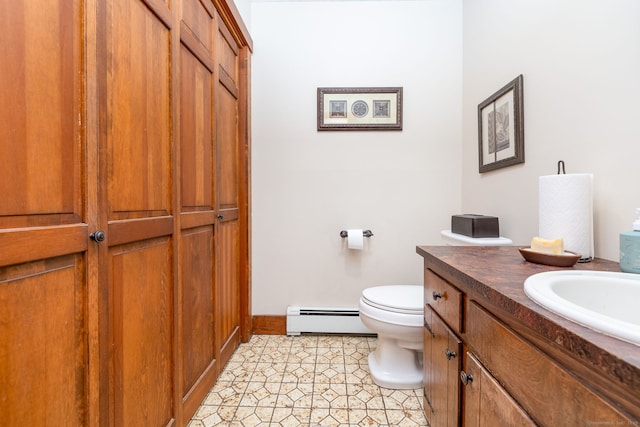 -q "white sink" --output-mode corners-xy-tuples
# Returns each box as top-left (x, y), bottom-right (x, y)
(524, 270), (640, 346)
